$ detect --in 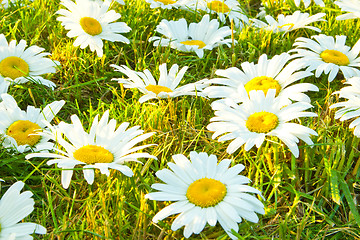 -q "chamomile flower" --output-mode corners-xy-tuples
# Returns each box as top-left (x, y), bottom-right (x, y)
(0, 34), (58, 89)
(146, 151), (264, 239)
(0, 181), (46, 239)
(290, 34), (360, 82)
(207, 89), (318, 157)
(0, 93), (65, 153)
(203, 52), (318, 104)
(146, 0), (180, 9)
(26, 110), (156, 189)
(188, 0), (249, 28)
(111, 63), (207, 103)
(330, 77), (360, 137)
(149, 15), (235, 58)
(335, 0), (360, 20)
(56, 0), (131, 57)
(251, 11), (326, 33)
